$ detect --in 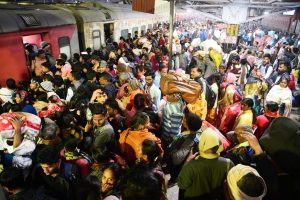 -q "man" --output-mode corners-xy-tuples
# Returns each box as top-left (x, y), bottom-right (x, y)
(226, 164), (267, 200)
(65, 71), (83, 102)
(0, 167), (38, 200)
(99, 72), (115, 99)
(58, 53), (72, 76)
(259, 53), (273, 79)
(254, 51), (264, 67)
(32, 145), (80, 199)
(28, 77), (43, 103)
(120, 164), (162, 200)
(0, 78), (16, 106)
(178, 128), (234, 198)
(150, 47), (164, 71)
(153, 62), (168, 88)
(31, 49), (47, 77)
(55, 58), (72, 79)
(97, 60), (109, 76)
(105, 99), (126, 141)
(144, 70), (161, 111)
(227, 54), (242, 81)
(255, 101), (279, 139)
(84, 103), (117, 152)
(182, 45), (194, 71)
(91, 55), (101, 72)
(267, 59), (290, 87)
(81, 70), (99, 100)
(190, 66), (206, 99)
